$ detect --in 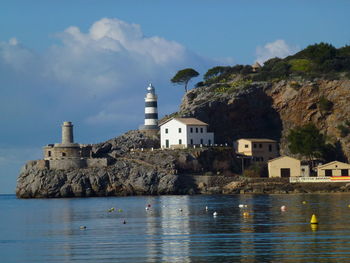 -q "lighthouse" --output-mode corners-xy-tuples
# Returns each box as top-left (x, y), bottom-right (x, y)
(140, 83), (159, 131)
